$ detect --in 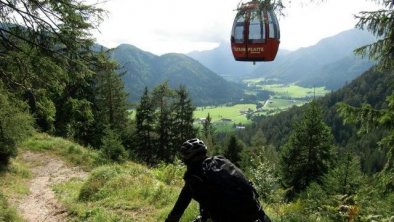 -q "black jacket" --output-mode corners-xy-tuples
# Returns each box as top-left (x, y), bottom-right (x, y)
(165, 161), (212, 221)
(165, 157), (270, 222)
